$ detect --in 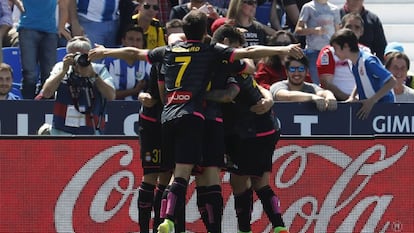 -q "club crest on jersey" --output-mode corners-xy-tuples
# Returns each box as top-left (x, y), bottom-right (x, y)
(145, 152), (152, 162)
(167, 91), (192, 104)
(321, 52), (329, 65)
